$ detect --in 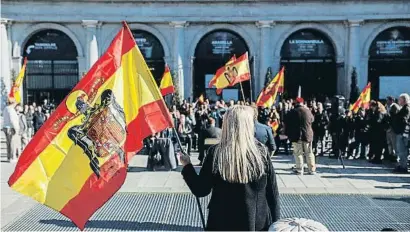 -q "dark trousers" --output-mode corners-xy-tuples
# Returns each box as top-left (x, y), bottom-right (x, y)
(274, 135), (289, 155)
(347, 139), (368, 158)
(369, 140), (384, 161)
(313, 133), (325, 156)
(150, 138), (177, 170)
